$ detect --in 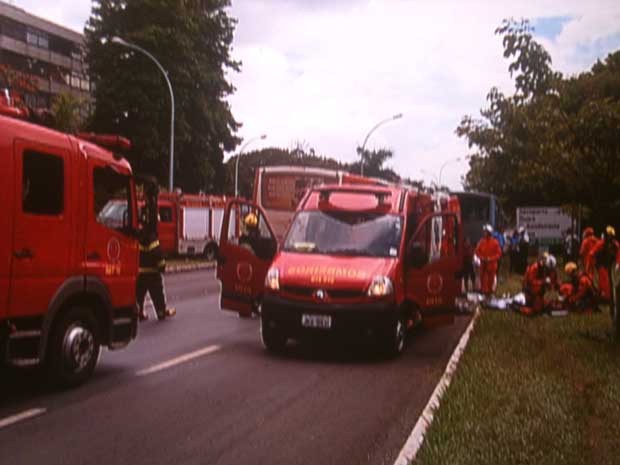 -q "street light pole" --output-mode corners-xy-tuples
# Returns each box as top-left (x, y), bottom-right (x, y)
(421, 169), (439, 188)
(235, 134), (267, 197)
(438, 158), (461, 187)
(110, 36), (175, 191)
(359, 113), (403, 177)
